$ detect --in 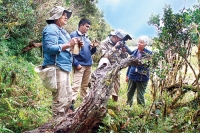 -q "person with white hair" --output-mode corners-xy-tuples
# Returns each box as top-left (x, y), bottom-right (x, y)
(126, 36), (152, 106)
(99, 29), (129, 102)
